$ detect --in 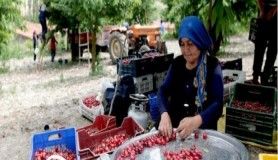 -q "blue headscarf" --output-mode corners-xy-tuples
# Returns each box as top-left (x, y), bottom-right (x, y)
(178, 16), (213, 112)
(178, 16), (213, 51)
